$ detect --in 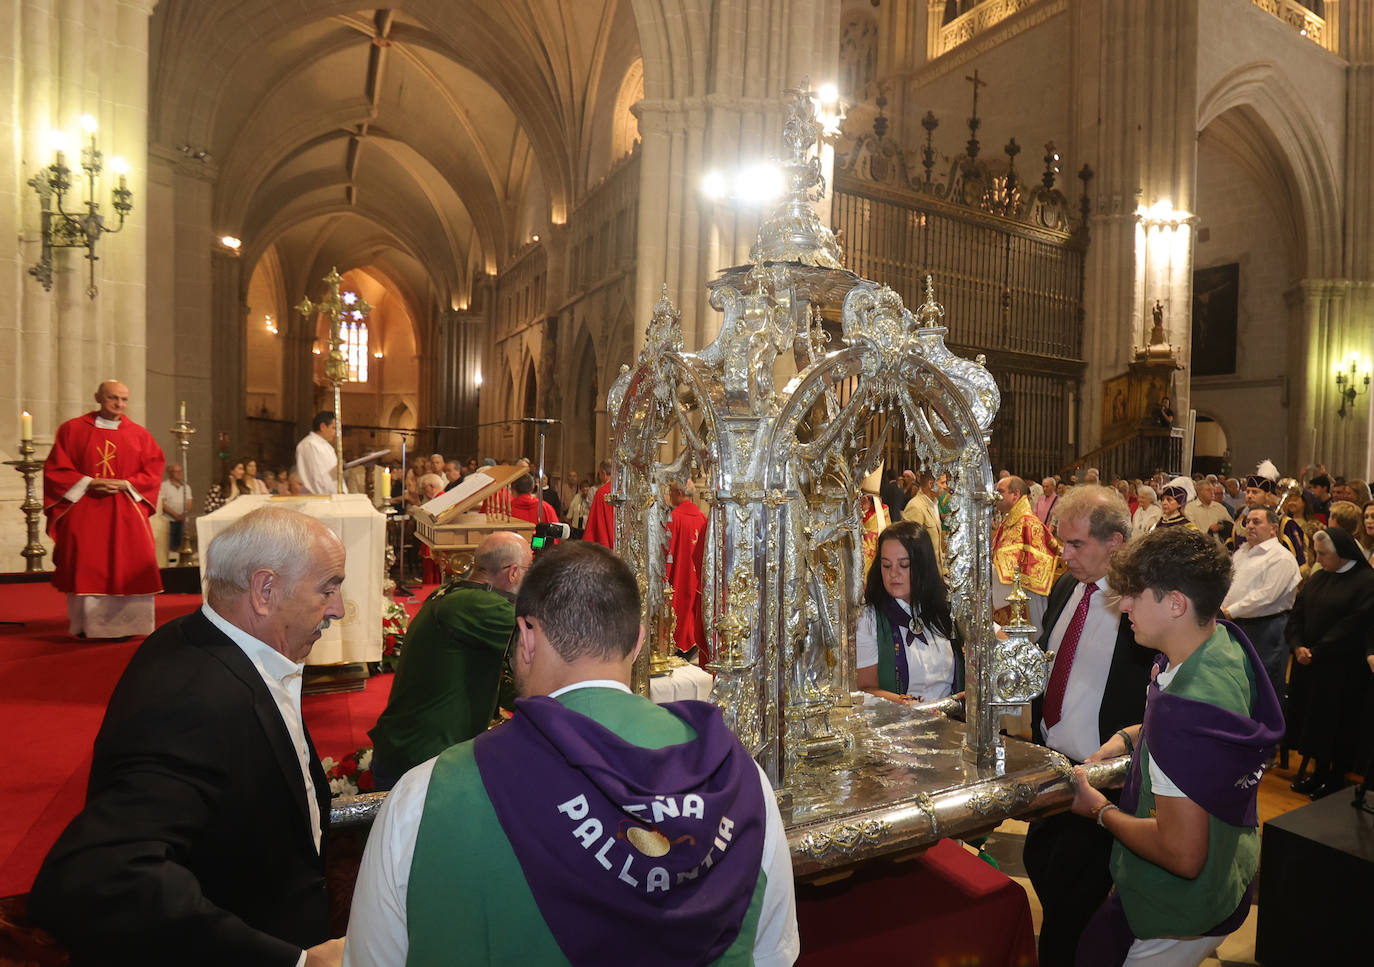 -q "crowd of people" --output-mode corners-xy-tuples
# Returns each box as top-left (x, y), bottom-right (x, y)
(34, 378), (1371, 967)
(149, 412), (622, 566)
(861, 456), (1374, 966)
